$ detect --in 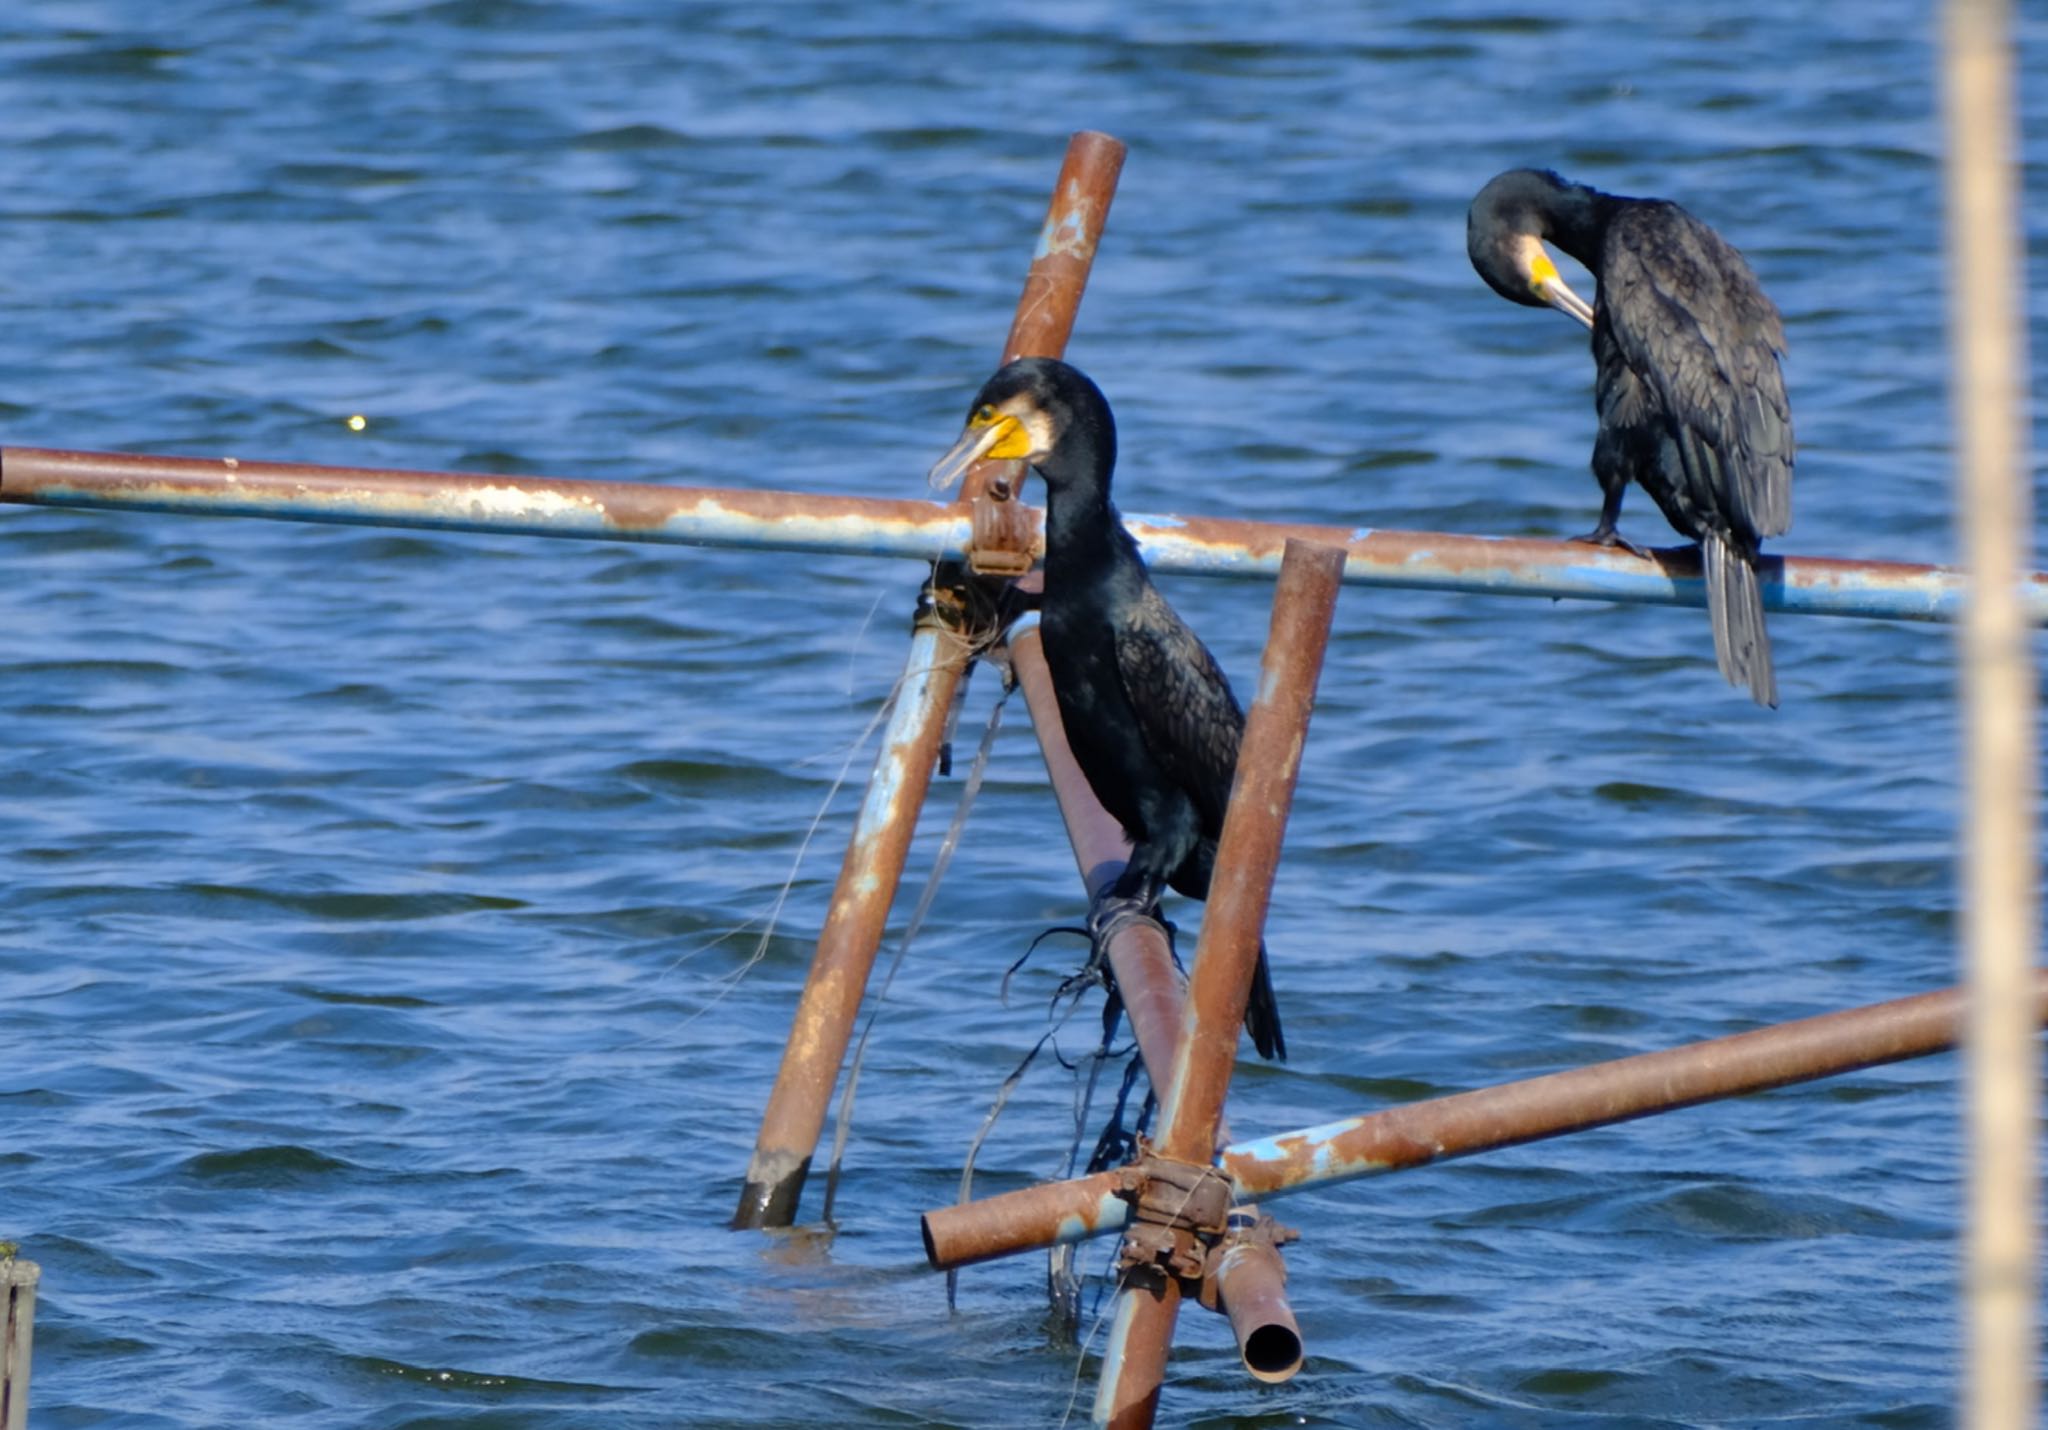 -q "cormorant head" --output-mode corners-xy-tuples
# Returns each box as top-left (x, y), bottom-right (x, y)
(1466, 169), (1597, 330)
(927, 357), (1116, 496)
